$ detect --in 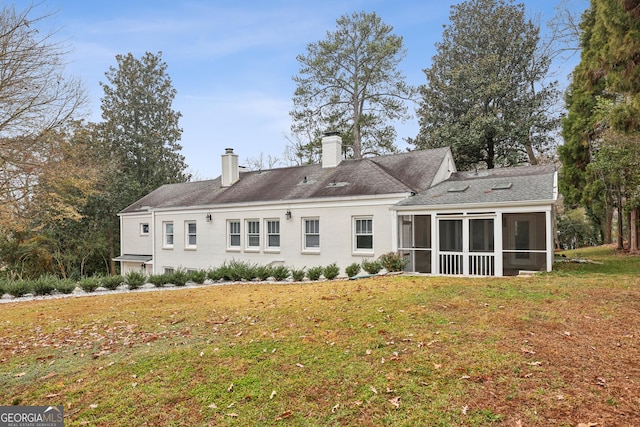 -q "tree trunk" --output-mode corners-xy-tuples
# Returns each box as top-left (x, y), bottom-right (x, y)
(629, 207), (638, 252)
(617, 192), (624, 250)
(108, 233), (117, 275)
(486, 138), (495, 169)
(525, 142), (538, 165)
(604, 207), (614, 244)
